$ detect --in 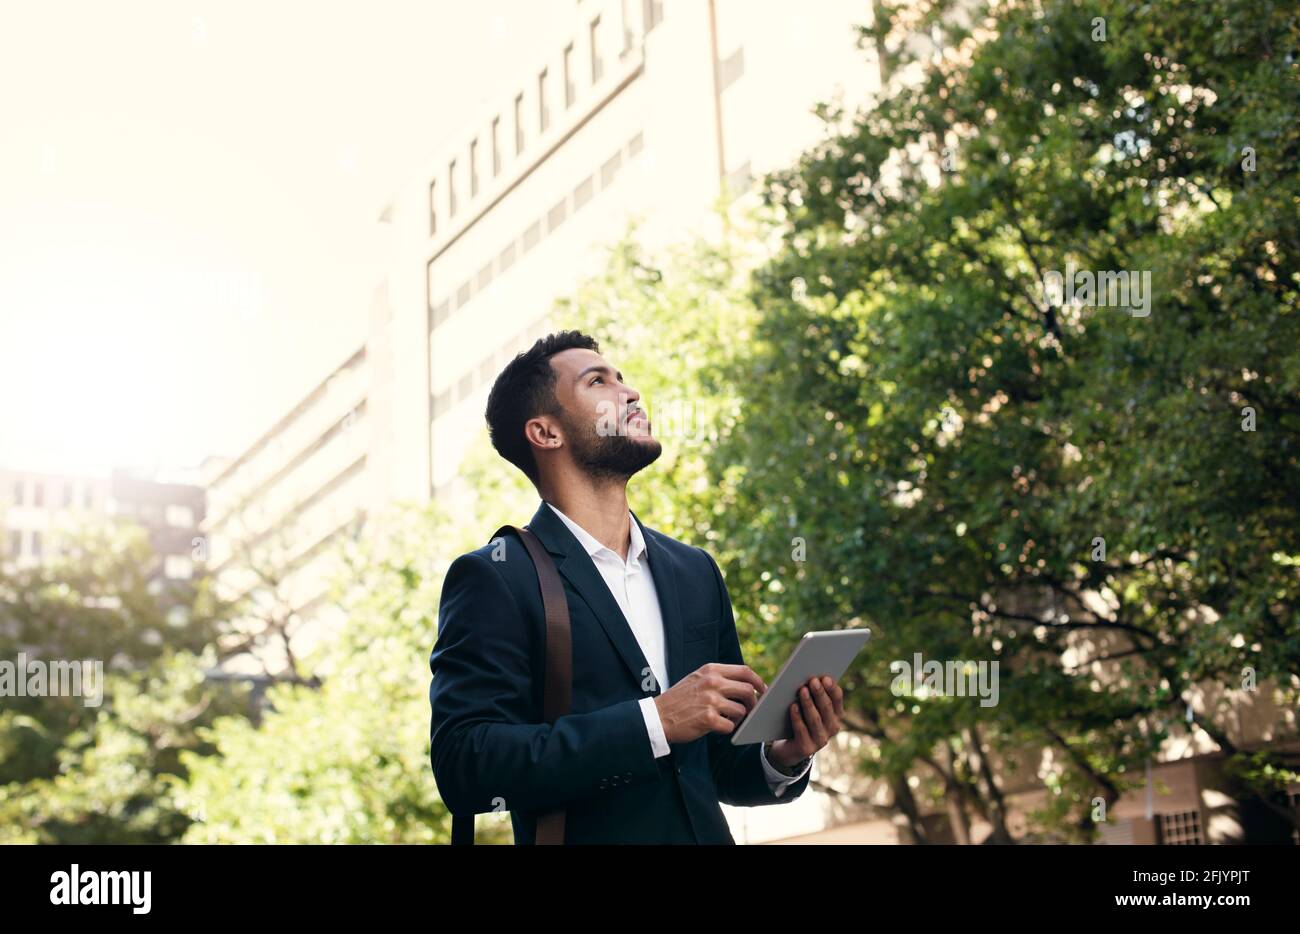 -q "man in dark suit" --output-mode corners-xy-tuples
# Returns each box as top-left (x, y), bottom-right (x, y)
(429, 330), (844, 843)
